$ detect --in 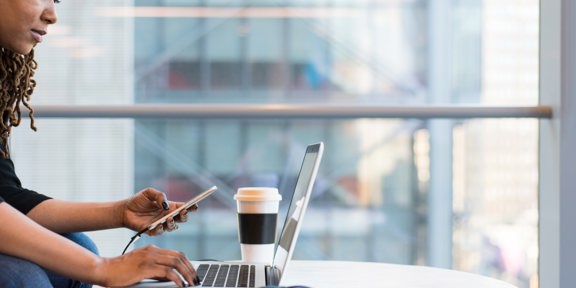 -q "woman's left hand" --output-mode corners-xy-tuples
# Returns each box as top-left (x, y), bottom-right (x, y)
(120, 187), (198, 236)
